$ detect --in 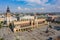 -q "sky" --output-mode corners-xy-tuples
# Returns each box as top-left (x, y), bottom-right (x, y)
(0, 0), (60, 13)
